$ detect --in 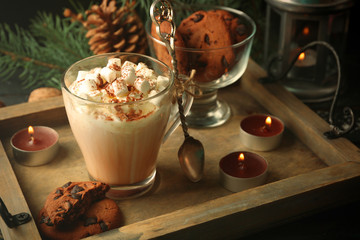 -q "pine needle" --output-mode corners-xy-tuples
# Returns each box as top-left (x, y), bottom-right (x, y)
(0, 12), (92, 90)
